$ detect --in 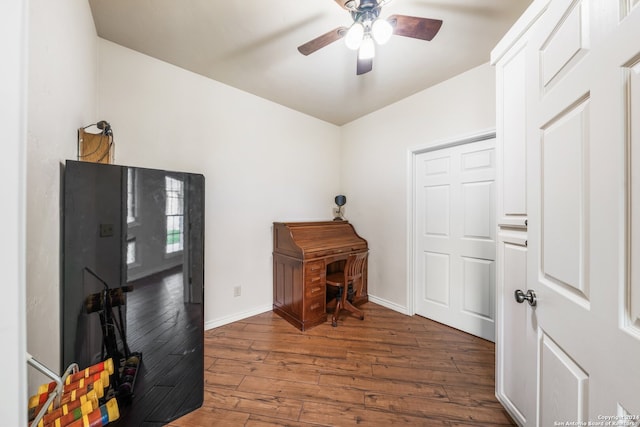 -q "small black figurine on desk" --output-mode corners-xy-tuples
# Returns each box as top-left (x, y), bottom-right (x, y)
(333, 195), (346, 221)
